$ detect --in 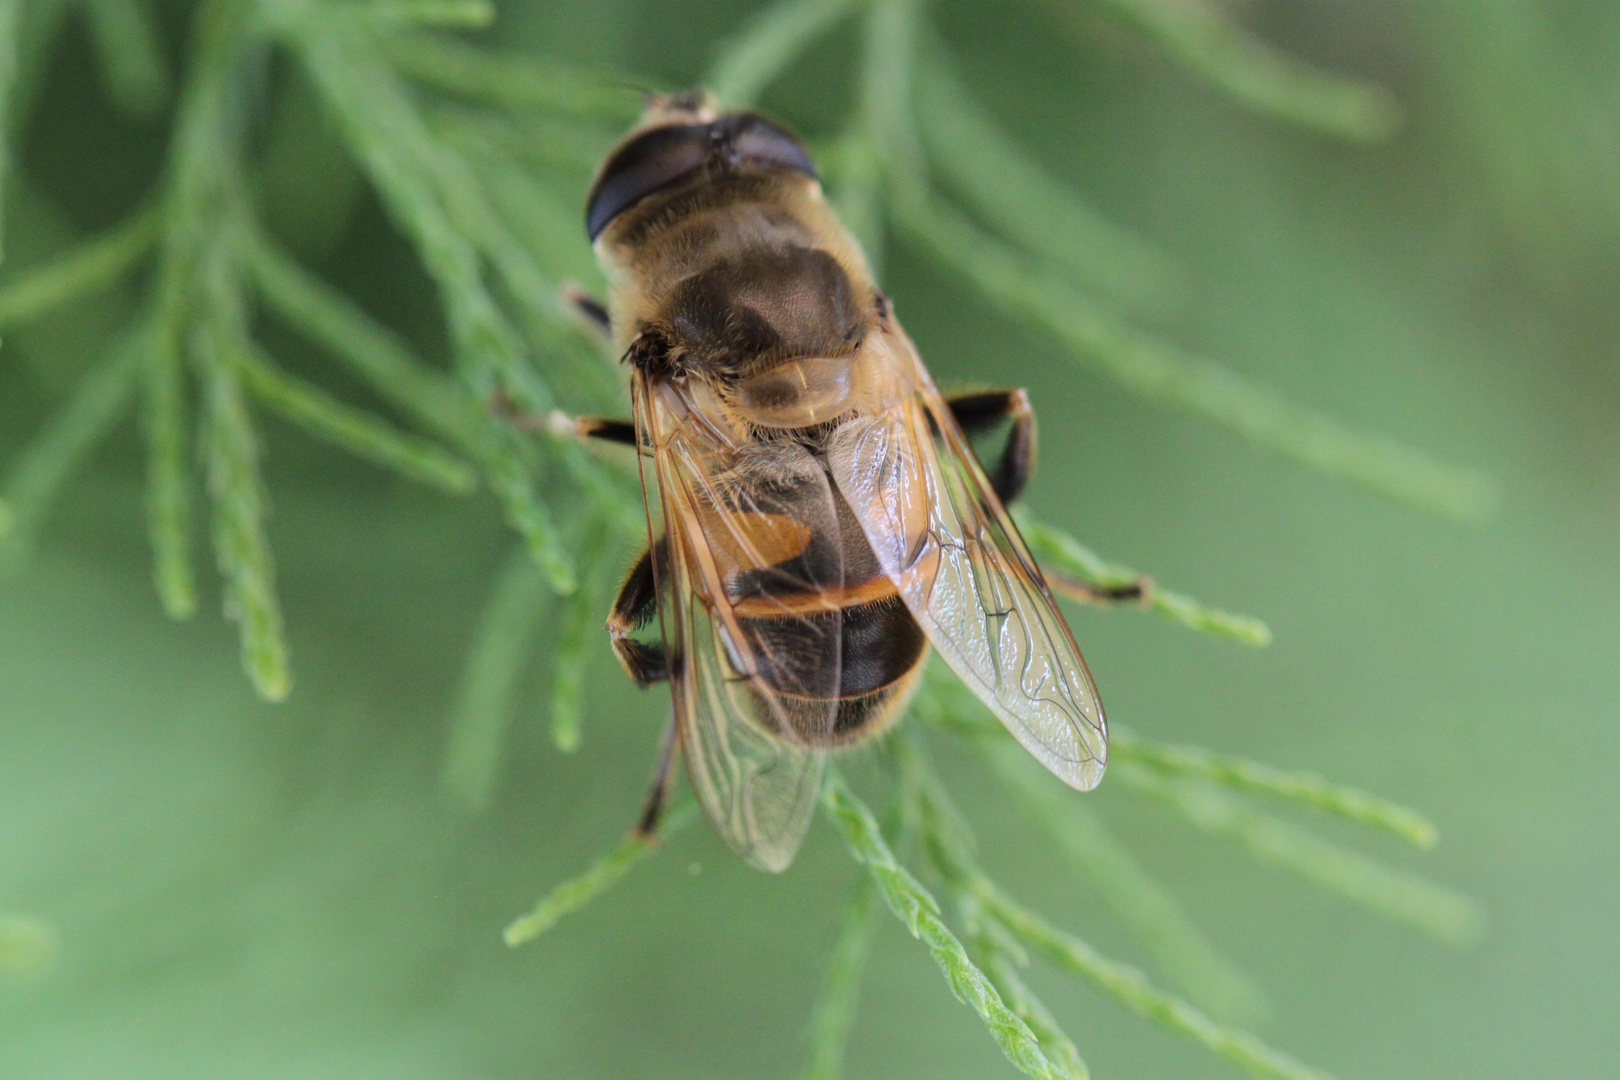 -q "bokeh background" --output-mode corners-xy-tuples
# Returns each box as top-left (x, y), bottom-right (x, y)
(2, 1), (1618, 1078)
